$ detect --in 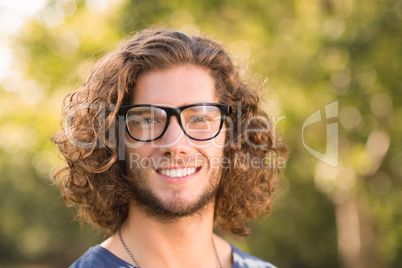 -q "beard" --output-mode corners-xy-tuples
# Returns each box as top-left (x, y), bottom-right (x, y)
(127, 165), (221, 221)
